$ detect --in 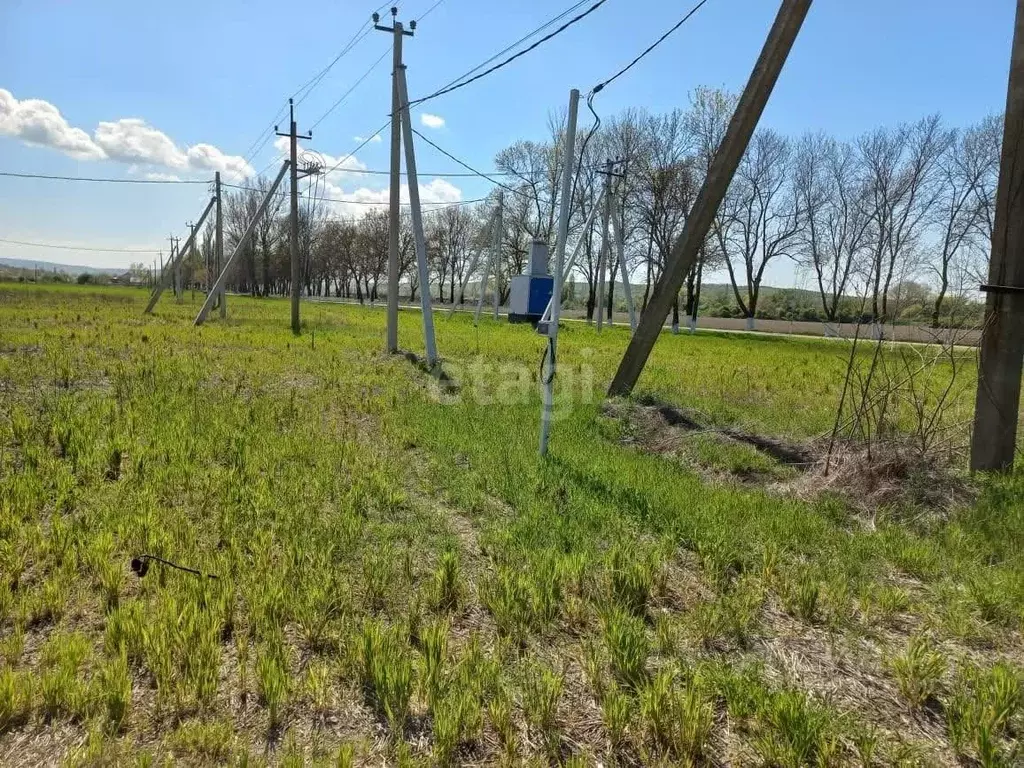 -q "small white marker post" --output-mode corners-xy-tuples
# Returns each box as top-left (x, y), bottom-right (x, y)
(539, 88), (580, 457)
